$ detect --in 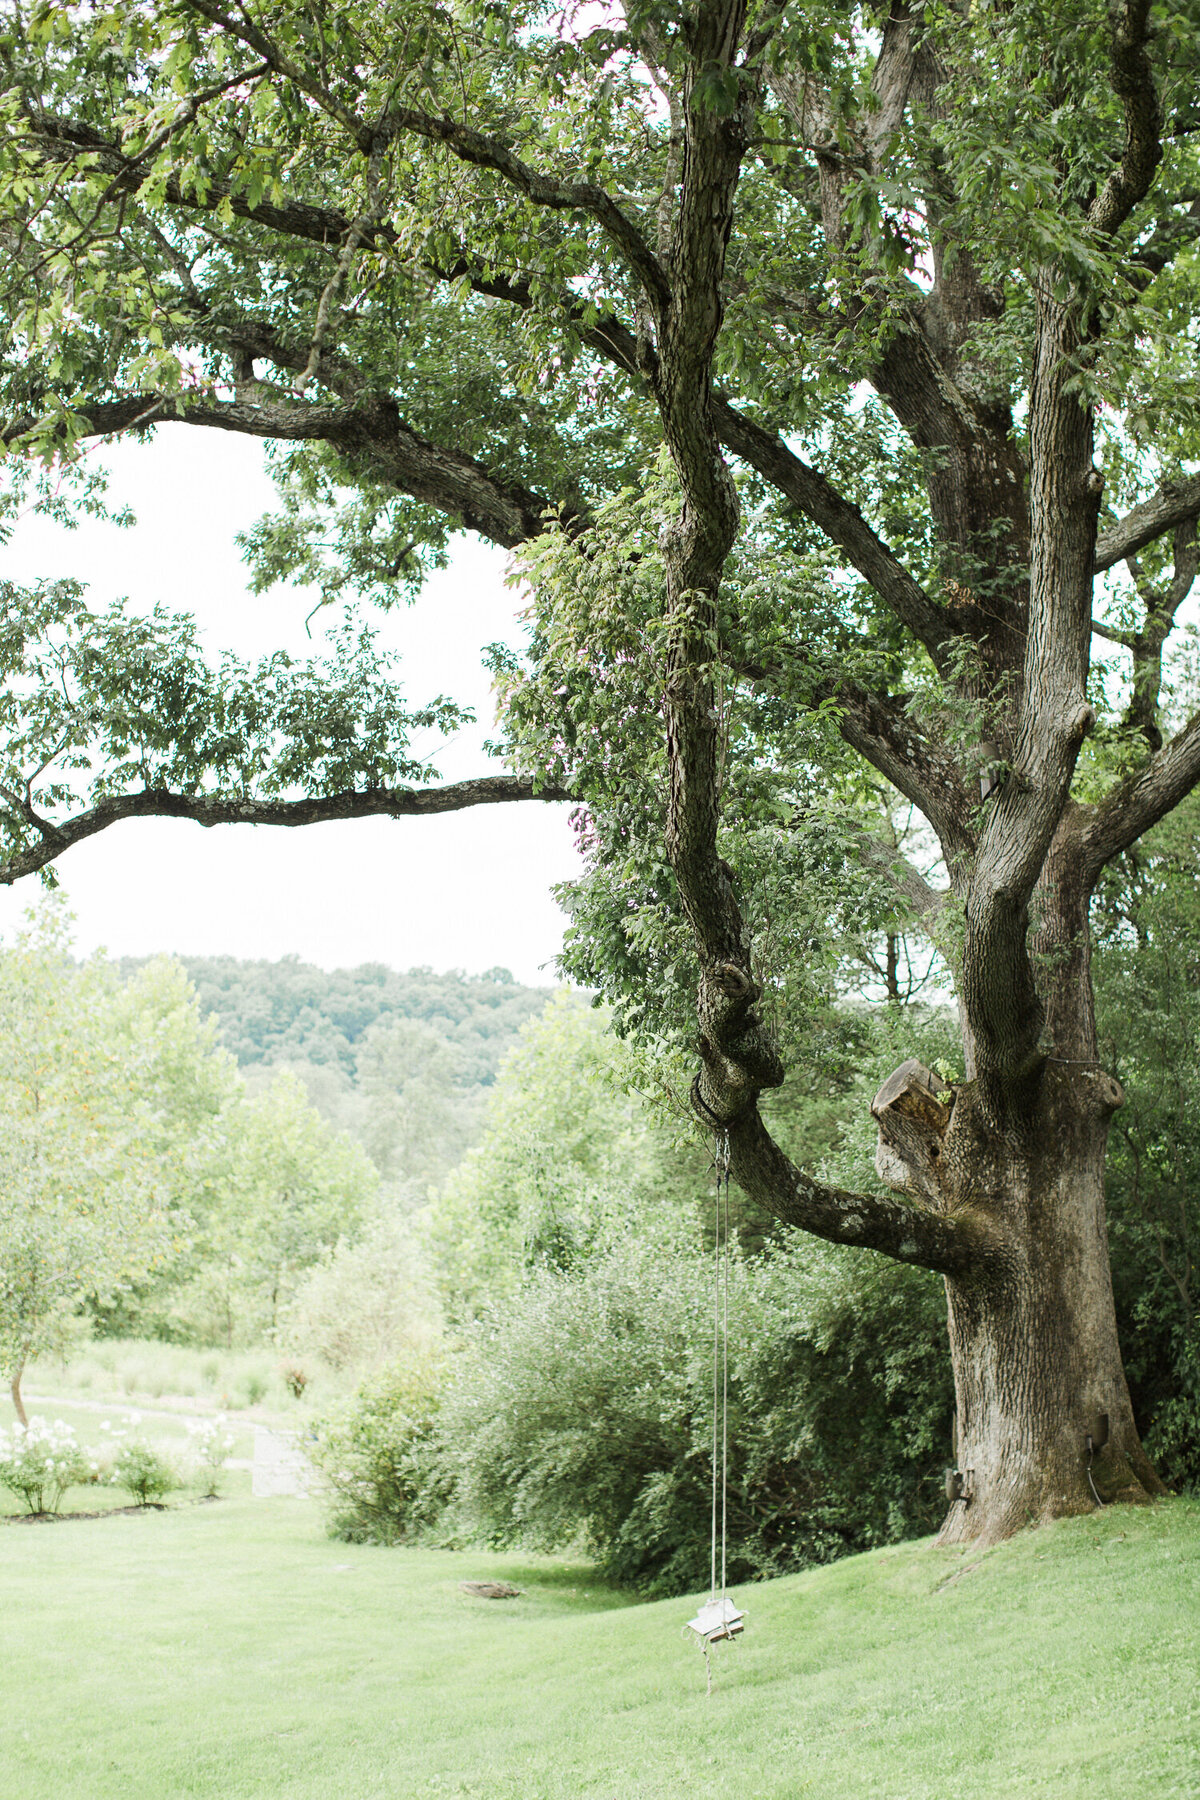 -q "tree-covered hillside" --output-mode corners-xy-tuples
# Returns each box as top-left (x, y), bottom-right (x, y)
(118, 957), (552, 1085)
(114, 956), (557, 1199)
